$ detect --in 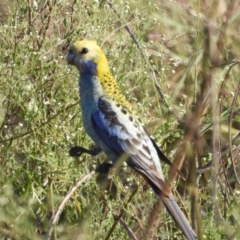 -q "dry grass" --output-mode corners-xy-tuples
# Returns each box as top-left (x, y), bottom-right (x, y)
(0, 0), (240, 239)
